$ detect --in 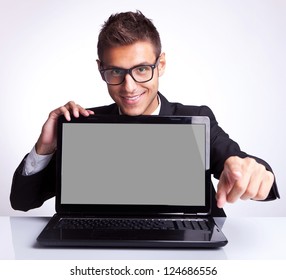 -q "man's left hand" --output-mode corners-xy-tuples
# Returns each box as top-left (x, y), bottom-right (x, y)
(216, 156), (274, 208)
